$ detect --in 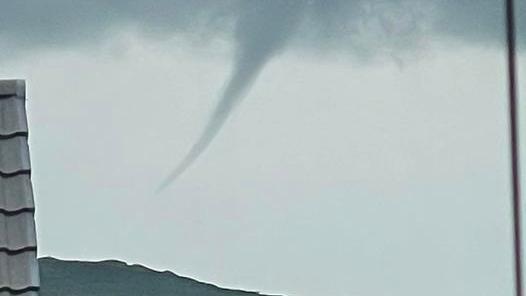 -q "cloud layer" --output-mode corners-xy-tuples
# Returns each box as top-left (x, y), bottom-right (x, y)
(2, 1), (523, 53)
